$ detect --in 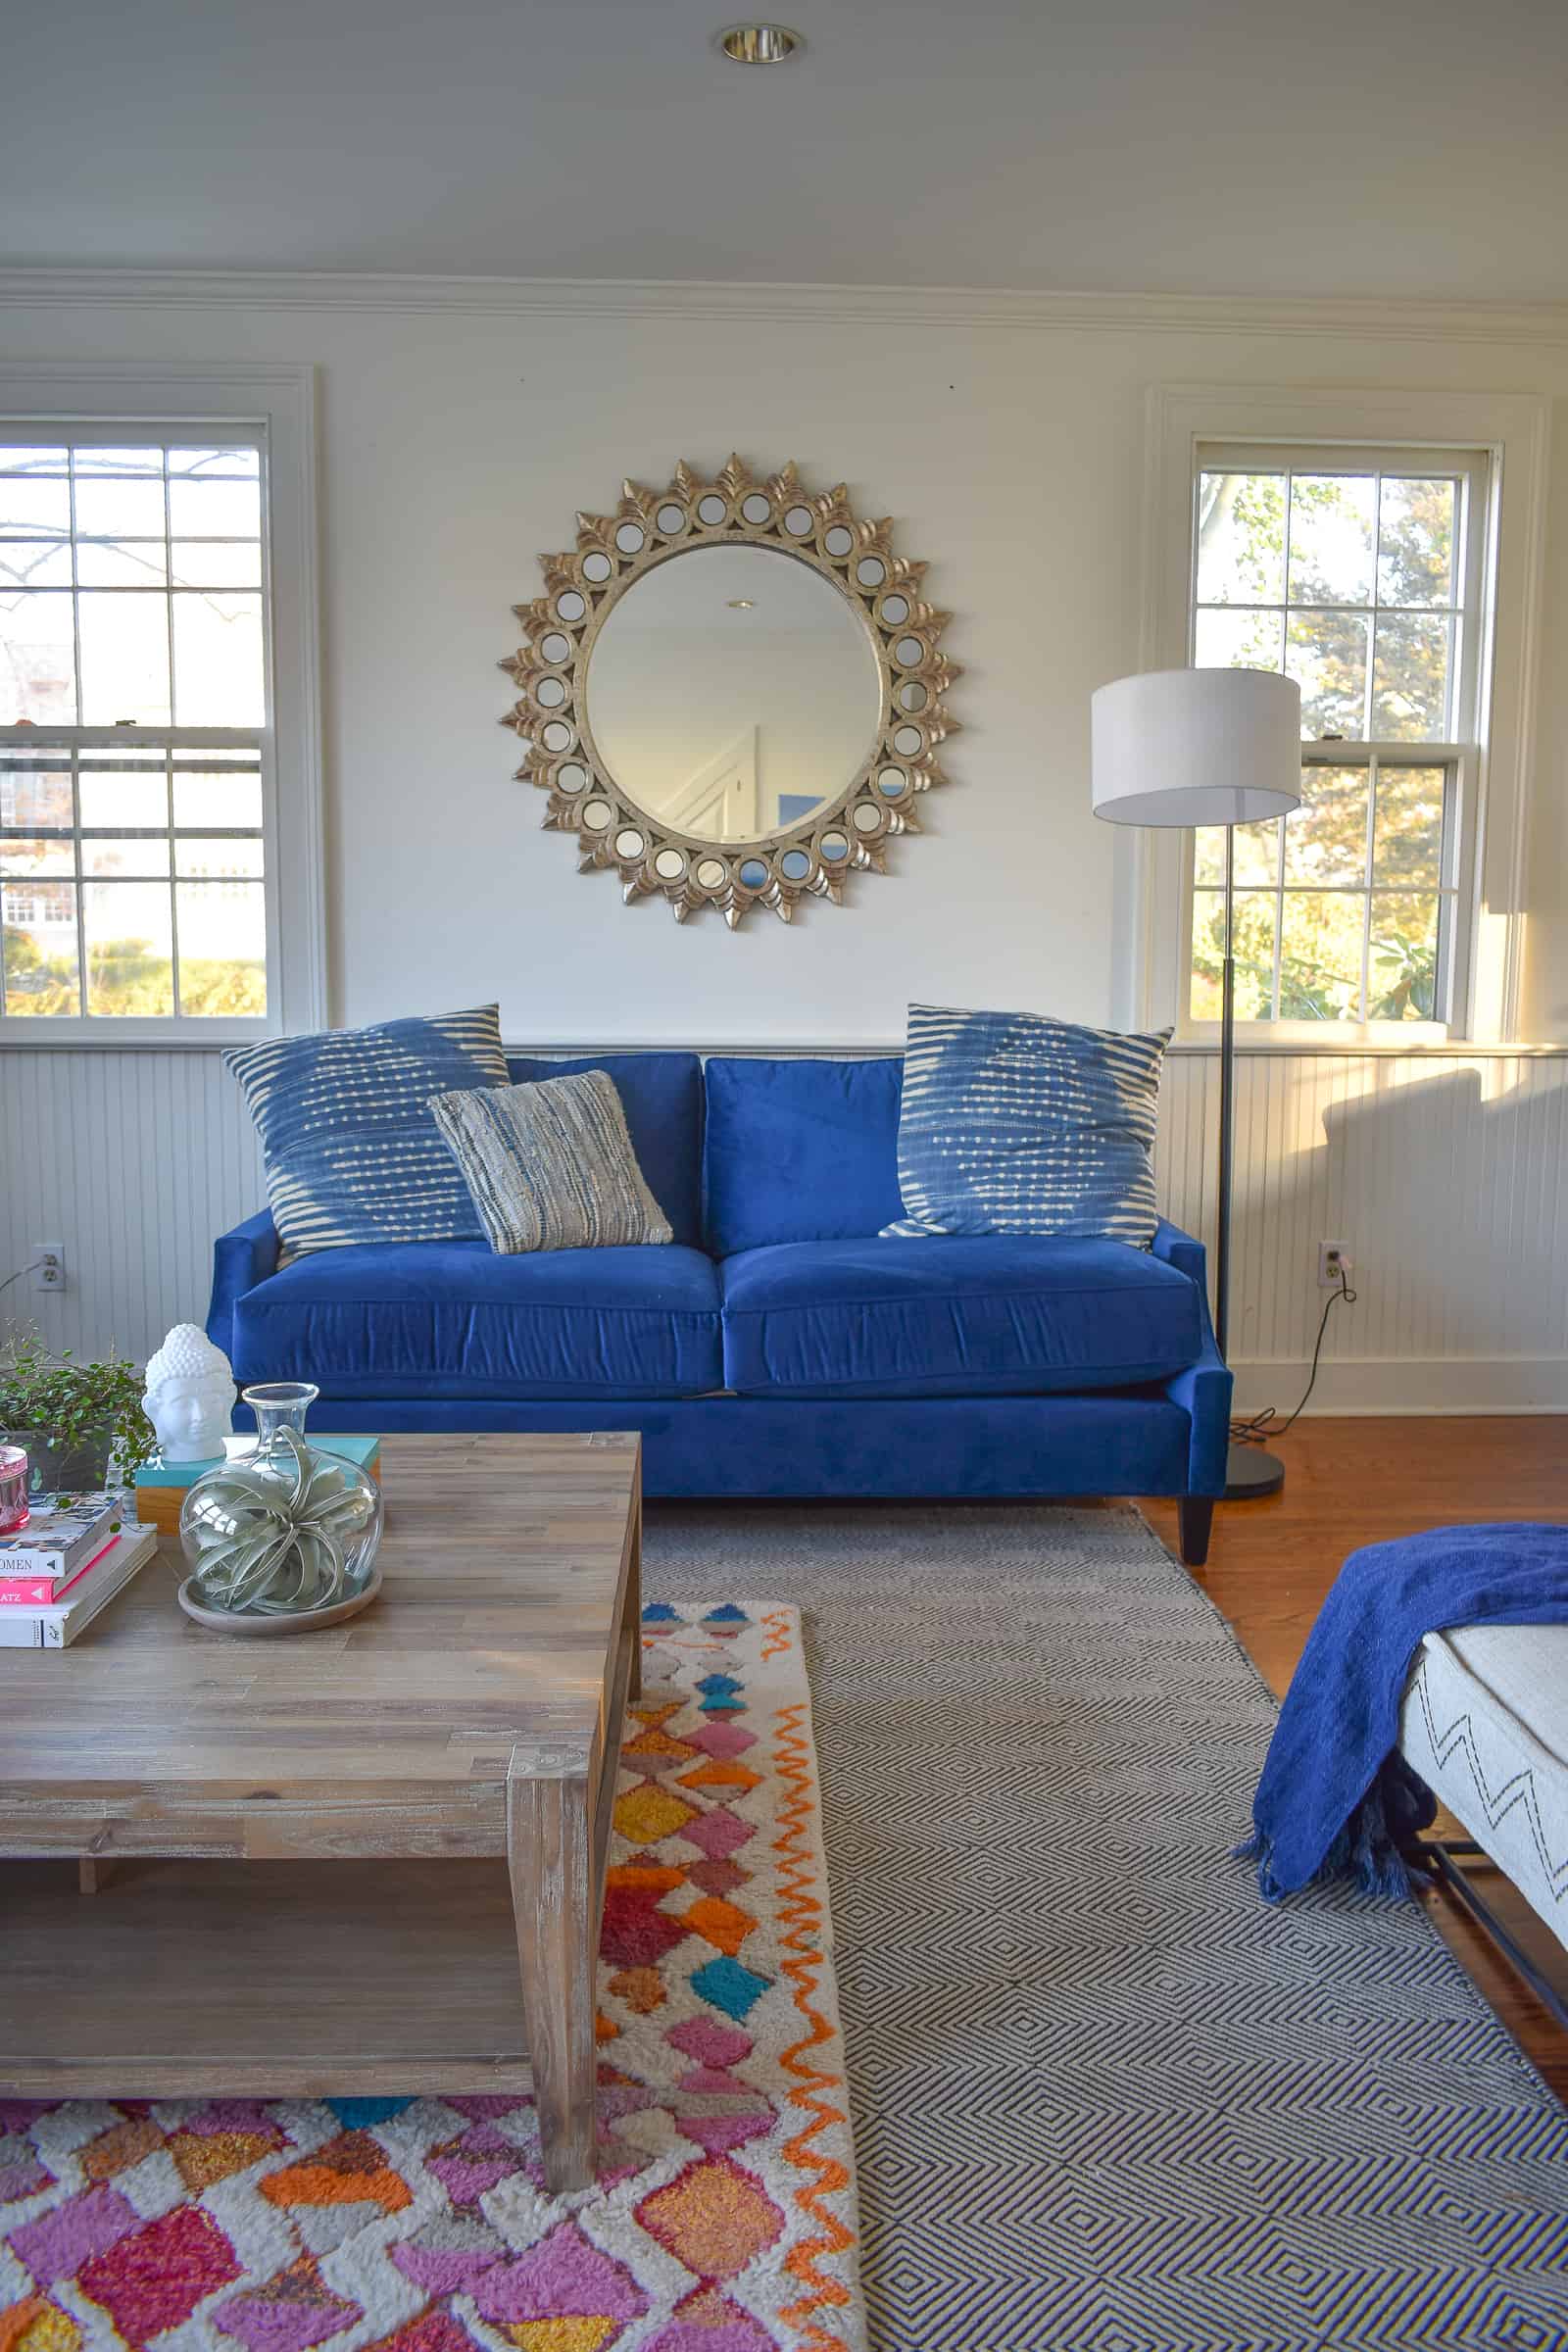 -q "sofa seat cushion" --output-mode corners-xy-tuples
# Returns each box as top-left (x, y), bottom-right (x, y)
(719, 1235), (1203, 1399)
(230, 1240), (724, 1400)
